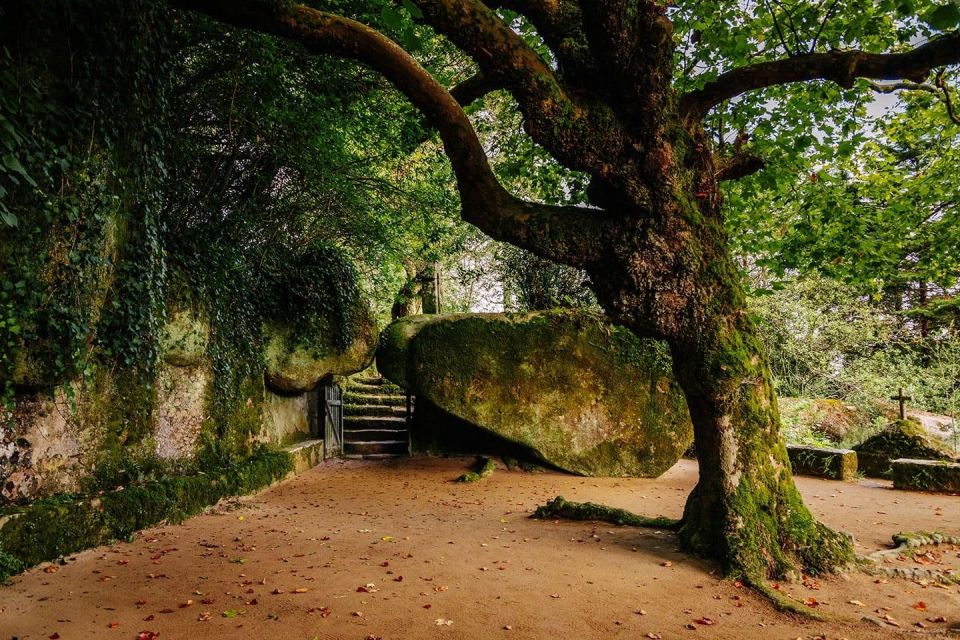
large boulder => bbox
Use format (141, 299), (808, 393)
(853, 419), (959, 478)
(377, 311), (693, 477)
(264, 299), (377, 393)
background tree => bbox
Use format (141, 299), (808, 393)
(171, 0), (960, 586)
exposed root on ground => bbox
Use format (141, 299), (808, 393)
(531, 496), (831, 619)
(530, 496), (679, 529)
(455, 456), (497, 483)
(743, 576), (827, 621)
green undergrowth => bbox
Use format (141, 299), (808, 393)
(0, 447), (292, 582)
(531, 496), (679, 529)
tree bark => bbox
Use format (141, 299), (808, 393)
(670, 296), (854, 578)
(420, 261), (439, 314)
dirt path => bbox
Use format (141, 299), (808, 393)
(1, 458), (958, 640)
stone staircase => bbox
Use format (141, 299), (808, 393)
(342, 376), (410, 459)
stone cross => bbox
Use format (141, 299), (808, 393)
(890, 387), (912, 420)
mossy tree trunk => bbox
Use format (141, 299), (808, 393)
(668, 268), (854, 578)
(173, 0), (960, 581)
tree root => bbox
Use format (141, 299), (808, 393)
(743, 576), (828, 621)
(530, 496), (679, 529)
(455, 456), (496, 483)
(861, 531), (960, 584)
(531, 497), (831, 619)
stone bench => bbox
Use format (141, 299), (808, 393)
(787, 445), (858, 480)
(892, 458), (960, 493)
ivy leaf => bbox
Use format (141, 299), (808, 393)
(401, 0), (423, 19)
(0, 205), (16, 227)
(2, 153), (36, 187)
(924, 3), (960, 29)
(381, 6), (403, 30)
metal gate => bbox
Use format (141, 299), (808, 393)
(323, 384), (343, 458)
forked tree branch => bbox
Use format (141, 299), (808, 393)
(172, 0), (605, 267)
(411, 0), (636, 180)
(680, 32), (960, 120)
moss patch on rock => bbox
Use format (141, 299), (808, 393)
(853, 419), (958, 479)
(455, 456), (497, 483)
(378, 311), (693, 477)
(159, 307), (209, 367)
(264, 299), (377, 394)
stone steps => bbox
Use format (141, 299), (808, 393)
(344, 428), (408, 442)
(343, 403), (404, 417)
(342, 440), (408, 457)
(341, 375), (409, 459)
(343, 393), (406, 406)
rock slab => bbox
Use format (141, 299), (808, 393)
(377, 311), (693, 477)
(892, 458), (960, 493)
(787, 445), (858, 480)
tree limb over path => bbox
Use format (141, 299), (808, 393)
(680, 32), (960, 120)
(171, 0), (604, 268)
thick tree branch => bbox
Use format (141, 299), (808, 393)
(412, 0), (636, 182)
(680, 32), (960, 120)
(448, 71), (499, 106)
(715, 152), (765, 182)
(487, 0), (595, 84)
(578, 0), (675, 121)
(172, 0), (604, 267)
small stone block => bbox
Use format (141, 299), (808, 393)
(284, 439), (325, 475)
(892, 458), (960, 493)
(787, 445), (858, 480)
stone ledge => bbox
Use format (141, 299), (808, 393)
(892, 458), (960, 493)
(787, 445), (858, 480)
(283, 439), (324, 476)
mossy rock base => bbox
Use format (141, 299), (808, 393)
(0, 449), (292, 581)
(892, 459), (960, 493)
(853, 419), (958, 479)
(787, 445), (858, 480)
(377, 311), (693, 477)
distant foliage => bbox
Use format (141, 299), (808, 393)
(752, 275), (960, 417)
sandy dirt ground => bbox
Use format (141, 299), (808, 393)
(1, 457), (958, 640)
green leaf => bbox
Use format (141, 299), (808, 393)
(401, 0), (423, 19)
(1, 153), (36, 187)
(381, 6), (403, 29)
(924, 3), (960, 29)
(0, 209), (16, 227)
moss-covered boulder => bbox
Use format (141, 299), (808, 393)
(264, 299), (377, 393)
(377, 311), (693, 477)
(853, 419), (958, 479)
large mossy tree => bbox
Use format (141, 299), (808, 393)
(173, 0), (960, 582)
